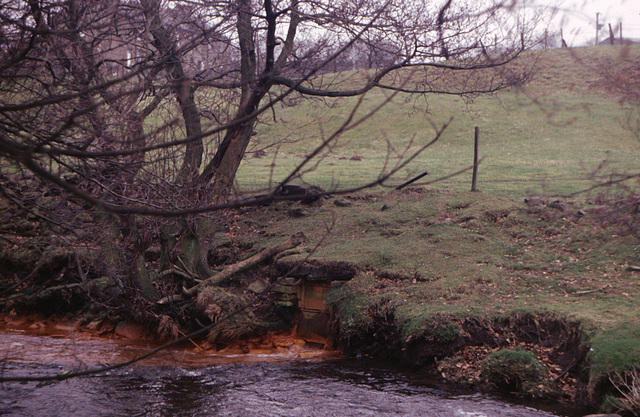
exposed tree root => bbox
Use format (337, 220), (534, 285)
(157, 232), (307, 304)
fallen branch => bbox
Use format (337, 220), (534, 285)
(573, 284), (610, 296)
(158, 232), (307, 304)
(554, 340), (591, 383)
(395, 170), (429, 190)
(159, 268), (199, 282)
(0, 282), (84, 304)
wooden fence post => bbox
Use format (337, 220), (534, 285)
(471, 127), (479, 192)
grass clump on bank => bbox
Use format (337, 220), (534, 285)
(326, 273), (377, 343)
(589, 325), (640, 377)
(397, 311), (460, 344)
(588, 324), (640, 411)
(481, 348), (549, 394)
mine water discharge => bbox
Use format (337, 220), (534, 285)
(0, 316), (592, 417)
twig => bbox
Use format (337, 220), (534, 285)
(554, 344), (590, 382)
(573, 284), (610, 296)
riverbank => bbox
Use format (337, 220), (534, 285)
(2, 189), (639, 414)
(0, 312), (594, 417)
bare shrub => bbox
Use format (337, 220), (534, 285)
(610, 367), (640, 415)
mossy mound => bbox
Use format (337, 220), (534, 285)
(481, 348), (556, 398)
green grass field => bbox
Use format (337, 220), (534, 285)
(235, 46), (640, 197)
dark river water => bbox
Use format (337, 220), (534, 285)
(0, 330), (591, 417)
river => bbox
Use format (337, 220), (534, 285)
(0, 328), (592, 417)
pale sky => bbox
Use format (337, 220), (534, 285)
(542, 0), (640, 46)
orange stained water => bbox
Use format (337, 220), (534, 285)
(0, 315), (339, 368)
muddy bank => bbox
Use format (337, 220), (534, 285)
(328, 305), (590, 401)
(0, 313), (339, 365)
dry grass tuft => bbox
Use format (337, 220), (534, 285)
(196, 286), (248, 322)
(157, 314), (179, 340)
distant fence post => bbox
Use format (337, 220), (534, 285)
(471, 127), (479, 192)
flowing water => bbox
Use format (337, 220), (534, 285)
(0, 328), (591, 417)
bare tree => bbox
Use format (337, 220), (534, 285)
(0, 0), (540, 335)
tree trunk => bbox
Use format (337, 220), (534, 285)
(132, 253), (160, 302)
(199, 0), (265, 203)
(141, 0), (203, 184)
(159, 218), (216, 284)
(207, 122), (257, 203)
(102, 214), (159, 303)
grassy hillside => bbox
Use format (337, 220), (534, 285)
(236, 45), (640, 197)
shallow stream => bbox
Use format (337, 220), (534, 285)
(0, 329), (591, 416)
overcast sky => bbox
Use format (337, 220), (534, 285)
(540, 0), (640, 46)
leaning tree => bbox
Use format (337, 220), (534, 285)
(0, 0), (541, 335)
